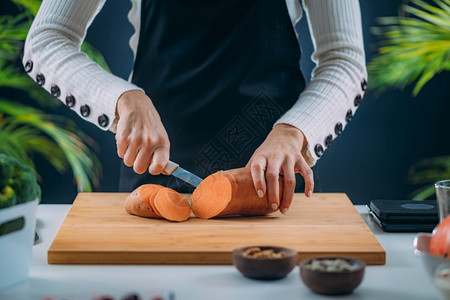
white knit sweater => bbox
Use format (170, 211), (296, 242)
(23, 0), (367, 166)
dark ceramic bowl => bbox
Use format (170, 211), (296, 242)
(299, 257), (365, 295)
(232, 246), (297, 280)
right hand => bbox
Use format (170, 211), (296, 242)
(115, 90), (170, 175)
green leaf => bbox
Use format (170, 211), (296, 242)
(408, 156), (450, 184)
(410, 184), (437, 200)
(0, 66), (58, 108)
(368, 0), (450, 96)
(81, 43), (111, 72)
(407, 155), (450, 200)
(0, 13), (29, 65)
(0, 0), (113, 194)
(404, 1), (450, 28)
(0, 99), (102, 192)
(10, 0), (41, 16)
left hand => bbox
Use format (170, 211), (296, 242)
(246, 123), (314, 214)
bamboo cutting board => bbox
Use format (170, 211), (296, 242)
(48, 193), (385, 265)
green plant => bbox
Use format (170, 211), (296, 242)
(0, 0), (110, 193)
(0, 153), (40, 208)
(368, 0), (450, 96)
(368, 0), (450, 199)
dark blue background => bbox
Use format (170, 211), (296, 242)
(4, 0), (450, 204)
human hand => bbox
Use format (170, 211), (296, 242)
(246, 123), (314, 214)
(115, 90), (170, 175)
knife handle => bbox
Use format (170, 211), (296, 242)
(164, 160), (179, 175)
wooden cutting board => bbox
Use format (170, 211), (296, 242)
(48, 193), (385, 265)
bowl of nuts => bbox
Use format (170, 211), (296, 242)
(299, 257), (365, 295)
(232, 246), (297, 280)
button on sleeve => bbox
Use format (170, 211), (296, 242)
(354, 94), (362, 107)
(36, 73), (45, 86)
(24, 60), (33, 73)
(334, 122), (343, 136)
(345, 109), (353, 123)
(314, 144), (324, 157)
(51, 85), (61, 98)
(65, 95), (76, 107)
(361, 78), (368, 91)
(324, 135), (333, 148)
(98, 114), (109, 128)
(80, 104), (90, 117)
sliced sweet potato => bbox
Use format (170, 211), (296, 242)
(125, 184), (163, 219)
(192, 167), (278, 219)
(154, 188), (191, 222)
(191, 171), (235, 219)
(146, 184), (164, 217)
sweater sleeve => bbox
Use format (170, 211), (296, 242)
(275, 0), (368, 166)
(22, 0), (143, 131)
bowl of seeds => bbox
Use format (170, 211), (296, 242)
(232, 246), (297, 280)
(299, 257), (365, 295)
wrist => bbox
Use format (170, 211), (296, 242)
(116, 89), (146, 116)
(274, 123), (307, 150)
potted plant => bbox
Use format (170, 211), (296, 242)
(368, 0), (450, 199)
(0, 153), (40, 289)
(0, 0), (109, 289)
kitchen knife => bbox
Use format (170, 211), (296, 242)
(164, 161), (203, 187)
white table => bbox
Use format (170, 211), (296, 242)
(0, 205), (442, 300)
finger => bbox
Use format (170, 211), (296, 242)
(265, 156), (283, 210)
(133, 146), (153, 174)
(248, 156), (267, 198)
(296, 156), (314, 197)
(279, 158), (296, 214)
(148, 145), (170, 175)
(123, 142), (140, 168)
(115, 128), (129, 159)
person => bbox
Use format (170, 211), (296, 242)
(23, 0), (367, 214)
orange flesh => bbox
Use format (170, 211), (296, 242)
(154, 188), (191, 222)
(147, 185), (164, 217)
(191, 172), (234, 219)
(124, 185), (162, 218)
(192, 168), (278, 218)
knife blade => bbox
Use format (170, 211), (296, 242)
(164, 161), (203, 187)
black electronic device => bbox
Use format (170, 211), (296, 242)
(367, 199), (439, 232)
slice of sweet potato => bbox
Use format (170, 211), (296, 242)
(125, 184), (163, 219)
(154, 188), (191, 222)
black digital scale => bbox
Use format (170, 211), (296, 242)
(367, 199), (439, 232)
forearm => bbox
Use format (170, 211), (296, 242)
(23, 0), (142, 131)
(275, 0), (367, 166)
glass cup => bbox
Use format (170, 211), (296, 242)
(435, 180), (450, 222)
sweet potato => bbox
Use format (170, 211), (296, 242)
(145, 184), (164, 217)
(154, 187), (191, 222)
(191, 168), (279, 219)
(125, 184), (163, 219)
(125, 184), (191, 222)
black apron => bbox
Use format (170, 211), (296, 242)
(119, 0), (308, 193)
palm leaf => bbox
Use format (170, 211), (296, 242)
(81, 43), (111, 73)
(0, 13), (29, 65)
(408, 156), (450, 184)
(403, 0), (450, 28)
(368, 0), (450, 96)
(0, 99), (101, 191)
(0, 64), (58, 108)
(409, 184), (437, 200)
(10, 0), (41, 17)
(408, 156), (450, 200)
(0, 0), (112, 194)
